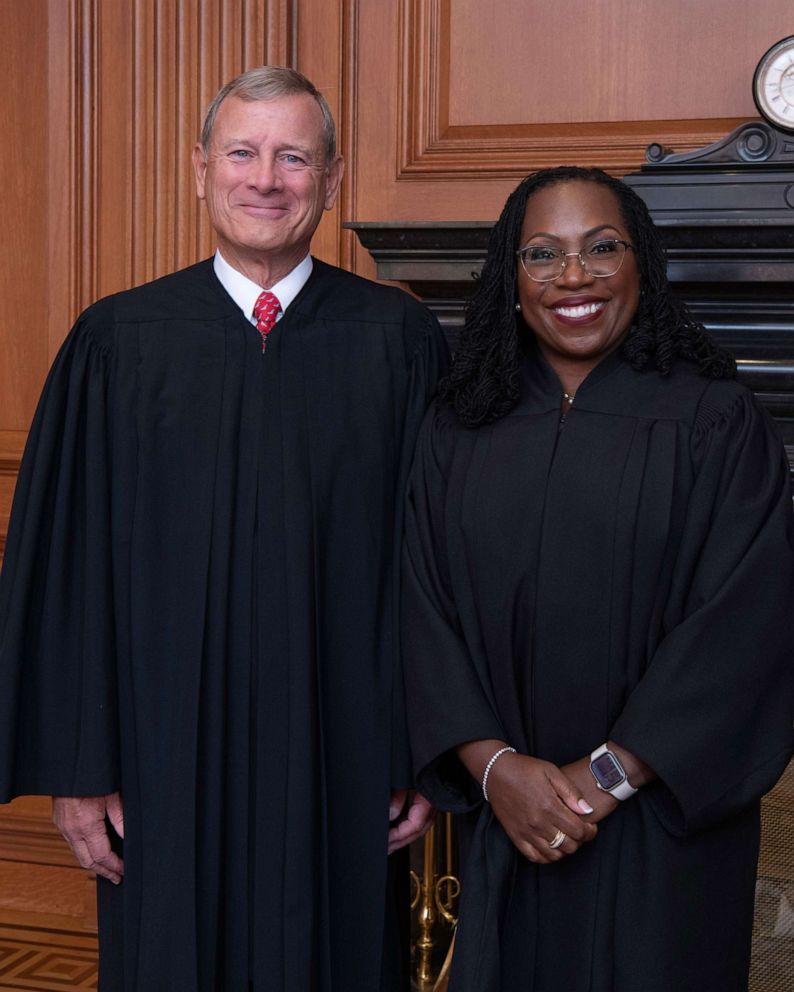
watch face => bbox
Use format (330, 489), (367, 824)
(753, 36), (794, 132)
(591, 752), (626, 791)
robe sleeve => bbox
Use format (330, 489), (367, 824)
(390, 302), (450, 788)
(0, 312), (120, 802)
(401, 405), (506, 811)
(610, 383), (794, 835)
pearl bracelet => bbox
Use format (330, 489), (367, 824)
(482, 746), (516, 802)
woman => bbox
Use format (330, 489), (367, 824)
(402, 167), (794, 992)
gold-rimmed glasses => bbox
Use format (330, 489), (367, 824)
(516, 238), (633, 282)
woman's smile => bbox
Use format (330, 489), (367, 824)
(516, 180), (640, 380)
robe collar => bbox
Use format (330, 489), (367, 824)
(514, 338), (627, 416)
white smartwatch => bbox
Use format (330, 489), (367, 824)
(589, 743), (638, 800)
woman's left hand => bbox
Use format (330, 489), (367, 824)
(562, 741), (656, 823)
(559, 758), (619, 823)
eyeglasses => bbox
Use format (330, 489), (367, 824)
(516, 238), (633, 282)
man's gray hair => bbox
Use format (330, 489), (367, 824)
(200, 66), (337, 162)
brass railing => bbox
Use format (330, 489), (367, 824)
(410, 813), (459, 990)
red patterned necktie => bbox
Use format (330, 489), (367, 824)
(253, 290), (281, 352)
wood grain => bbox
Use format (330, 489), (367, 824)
(0, 432), (26, 564)
(0, 798), (82, 871)
(395, 0), (794, 181)
(0, 915), (97, 990)
(0, 0), (51, 432)
(446, 0), (793, 126)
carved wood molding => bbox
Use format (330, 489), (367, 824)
(44, 0), (83, 343)
(0, 431), (26, 562)
(0, 813), (79, 870)
(0, 432), (25, 478)
(339, 0), (360, 271)
(397, 0), (752, 179)
(644, 121), (794, 168)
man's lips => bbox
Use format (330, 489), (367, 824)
(236, 202), (289, 216)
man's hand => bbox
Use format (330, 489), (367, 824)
(52, 793), (125, 884)
(387, 789), (435, 854)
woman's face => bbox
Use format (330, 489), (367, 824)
(515, 180), (640, 378)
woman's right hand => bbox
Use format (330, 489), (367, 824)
(457, 740), (598, 864)
(488, 751), (598, 862)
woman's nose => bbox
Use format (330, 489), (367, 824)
(556, 252), (594, 287)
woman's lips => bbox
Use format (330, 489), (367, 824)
(549, 298), (606, 325)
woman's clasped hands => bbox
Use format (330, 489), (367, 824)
(485, 751), (599, 863)
(457, 739), (620, 865)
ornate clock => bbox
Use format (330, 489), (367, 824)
(752, 35), (794, 133)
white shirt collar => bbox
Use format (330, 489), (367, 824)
(213, 250), (313, 326)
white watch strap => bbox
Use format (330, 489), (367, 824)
(609, 776), (639, 801)
(590, 743), (638, 800)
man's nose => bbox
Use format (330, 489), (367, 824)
(247, 157), (282, 191)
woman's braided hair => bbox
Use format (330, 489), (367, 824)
(440, 166), (735, 426)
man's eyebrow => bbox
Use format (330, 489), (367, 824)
(218, 137), (316, 155)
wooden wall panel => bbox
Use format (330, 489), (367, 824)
(0, 433), (26, 565)
(348, 0), (794, 225)
(445, 0), (791, 126)
(295, 0), (346, 265)
(0, 0), (51, 433)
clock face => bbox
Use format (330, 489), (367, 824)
(753, 36), (794, 132)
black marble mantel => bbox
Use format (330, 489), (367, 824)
(346, 121), (794, 468)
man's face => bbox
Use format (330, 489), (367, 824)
(192, 93), (343, 274)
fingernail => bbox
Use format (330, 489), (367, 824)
(578, 799), (594, 814)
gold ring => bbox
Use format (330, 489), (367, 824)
(548, 829), (567, 850)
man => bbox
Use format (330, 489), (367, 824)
(0, 67), (443, 991)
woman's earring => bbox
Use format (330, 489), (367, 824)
(515, 303), (521, 312)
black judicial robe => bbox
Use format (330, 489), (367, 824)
(0, 258), (447, 991)
(403, 351), (794, 992)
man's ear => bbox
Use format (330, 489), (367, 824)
(323, 156), (345, 212)
(192, 144), (208, 200)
